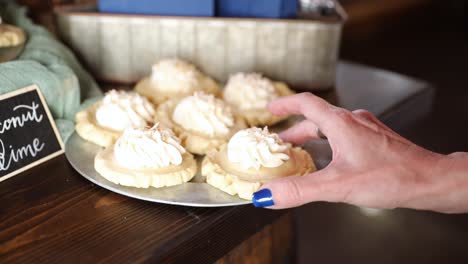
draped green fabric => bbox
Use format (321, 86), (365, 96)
(0, 1), (102, 142)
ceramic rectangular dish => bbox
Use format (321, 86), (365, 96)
(55, 3), (345, 90)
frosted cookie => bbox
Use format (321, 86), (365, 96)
(75, 90), (157, 147)
(157, 91), (246, 155)
(135, 59), (220, 104)
(94, 125), (197, 188)
(223, 73), (295, 126)
(202, 127), (315, 200)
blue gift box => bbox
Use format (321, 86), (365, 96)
(216, 0), (298, 19)
(98, 0), (215, 17)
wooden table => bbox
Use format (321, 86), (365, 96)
(0, 62), (433, 263)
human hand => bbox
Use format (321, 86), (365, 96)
(252, 93), (446, 210)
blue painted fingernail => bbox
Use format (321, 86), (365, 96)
(252, 189), (275, 207)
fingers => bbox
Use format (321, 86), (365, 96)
(279, 120), (321, 145)
(268, 93), (341, 133)
(253, 169), (343, 209)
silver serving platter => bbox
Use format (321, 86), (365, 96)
(65, 116), (330, 207)
(65, 133), (253, 207)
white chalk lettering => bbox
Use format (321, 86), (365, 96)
(0, 138), (45, 171)
(0, 101), (43, 134)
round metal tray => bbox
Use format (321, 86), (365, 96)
(65, 132), (252, 207)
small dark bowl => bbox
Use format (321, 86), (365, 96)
(0, 24), (26, 63)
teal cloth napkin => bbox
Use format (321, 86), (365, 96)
(0, 1), (103, 142)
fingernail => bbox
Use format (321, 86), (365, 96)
(252, 189), (275, 207)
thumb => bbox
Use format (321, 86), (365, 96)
(252, 170), (342, 209)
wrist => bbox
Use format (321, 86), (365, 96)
(402, 150), (468, 213)
(397, 146), (446, 210)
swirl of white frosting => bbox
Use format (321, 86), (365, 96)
(227, 127), (290, 170)
(172, 92), (234, 137)
(150, 59), (202, 93)
(113, 124), (186, 169)
(95, 90), (156, 131)
(223, 73), (279, 110)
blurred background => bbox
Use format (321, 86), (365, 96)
(20, 0), (468, 153)
(15, 0), (468, 263)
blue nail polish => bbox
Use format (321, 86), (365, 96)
(252, 189), (275, 207)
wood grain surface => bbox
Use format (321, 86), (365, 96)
(0, 155), (285, 263)
(215, 214), (294, 264)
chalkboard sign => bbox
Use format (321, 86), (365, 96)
(0, 85), (64, 183)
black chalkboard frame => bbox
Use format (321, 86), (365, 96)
(0, 85), (64, 183)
